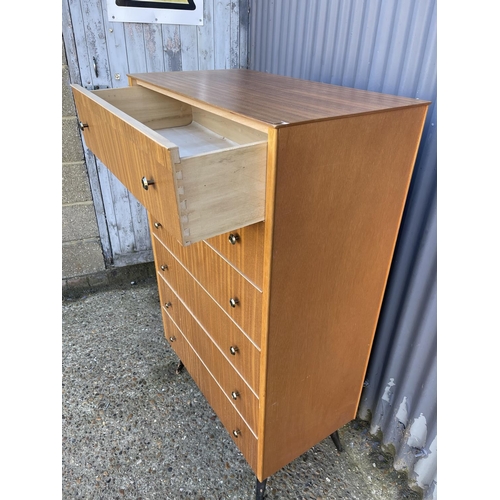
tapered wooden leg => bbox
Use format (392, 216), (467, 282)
(256, 477), (267, 500)
(330, 430), (343, 452)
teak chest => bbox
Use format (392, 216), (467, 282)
(72, 70), (429, 498)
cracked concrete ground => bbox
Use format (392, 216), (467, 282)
(62, 277), (422, 499)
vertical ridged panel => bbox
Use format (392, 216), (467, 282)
(250, 1), (437, 498)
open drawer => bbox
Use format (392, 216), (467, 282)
(71, 84), (268, 245)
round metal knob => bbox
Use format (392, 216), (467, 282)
(169, 336), (176, 342)
(164, 302), (172, 309)
(229, 345), (239, 355)
(78, 121), (88, 131)
(154, 222), (162, 229)
(160, 265), (168, 271)
(141, 176), (155, 190)
(232, 429), (241, 438)
(228, 233), (240, 245)
(231, 391), (240, 400)
(229, 297), (239, 308)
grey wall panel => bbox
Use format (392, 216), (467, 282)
(249, 1), (437, 498)
(62, 0), (250, 269)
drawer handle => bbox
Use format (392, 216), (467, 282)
(78, 121), (88, 131)
(229, 345), (239, 355)
(169, 336), (176, 342)
(164, 302), (172, 309)
(141, 176), (155, 190)
(231, 391), (240, 400)
(229, 297), (239, 308)
(228, 233), (240, 245)
(154, 222), (162, 229)
(232, 429), (241, 438)
(160, 265), (168, 271)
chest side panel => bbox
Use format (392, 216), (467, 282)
(260, 105), (428, 478)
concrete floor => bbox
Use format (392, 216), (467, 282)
(62, 276), (422, 500)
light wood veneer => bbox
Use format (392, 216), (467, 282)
(72, 70), (429, 486)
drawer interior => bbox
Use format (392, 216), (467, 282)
(156, 122), (238, 157)
(92, 86), (267, 152)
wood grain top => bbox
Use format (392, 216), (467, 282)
(128, 70), (429, 127)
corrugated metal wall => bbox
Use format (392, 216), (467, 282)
(249, 1), (437, 498)
(62, 0), (250, 268)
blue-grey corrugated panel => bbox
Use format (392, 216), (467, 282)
(249, 1), (437, 498)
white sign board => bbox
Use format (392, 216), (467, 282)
(107, 0), (203, 25)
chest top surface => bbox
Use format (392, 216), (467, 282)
(128, 69), (429, 127)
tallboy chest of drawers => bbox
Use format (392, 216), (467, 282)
(72, 70), (429, 498)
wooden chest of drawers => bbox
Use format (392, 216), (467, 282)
(72, 70), (429, 497)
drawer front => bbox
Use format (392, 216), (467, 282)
(151, 221), (262, 346)
(205, 222), (265, 290)
(72, 84), (184, 241)
(161, 308), (258, 472)
(72, 84), (267, 246)
(158, 275), (259, 433)
(153, 234), (260, 392)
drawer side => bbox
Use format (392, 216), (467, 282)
(177, 141), (267, 244)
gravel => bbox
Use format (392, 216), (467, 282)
(62, 278), (422, 499)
